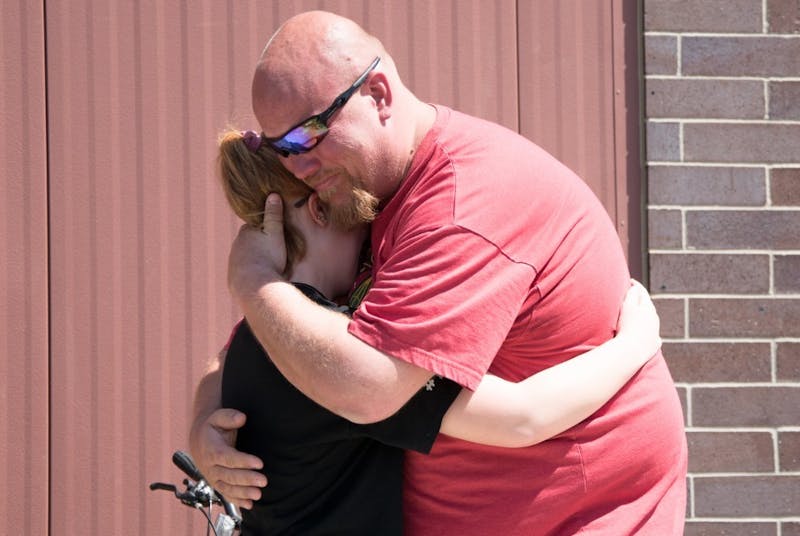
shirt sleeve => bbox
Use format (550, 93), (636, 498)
(350, 375), (462, 453)
(349, 224), (535, 390)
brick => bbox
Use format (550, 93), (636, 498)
(695, 475), (800, 517)
(646, 79), (764, 119)
(654, 297), (685, 337)
(779, 431), (800, 471)
(649, 166), (766, 206)
(778, 342), (800, 380)
(686, 210), (800, 249)
(690, 298), (800, 337)
(663, 342), (771, 382)
(648, 208), (682, 249)
(651, 253), (769, 294)
(772, 168), (800, 206)
(785, 523), (800, 536)
(770, 81), (800, 119)
(677, 385), (689, 423)
(683, 36), (800, 77)
(684, 123), (800, 164)
(645, 35), (678, 75)
(684, 521), (777, 536)
(768, 0), (800, 34)
(645, 0), (763, 32)
(693, 386), (800, 426)
(775, 255), (800, 293)
(688, 431), (774, 472)
(647, 121), (680, 161)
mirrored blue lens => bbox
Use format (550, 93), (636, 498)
(271, 120), (327, 154)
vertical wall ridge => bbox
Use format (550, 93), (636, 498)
(1, 0), (49, 534)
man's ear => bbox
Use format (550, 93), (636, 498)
(306, 193), (329, 227)
(366, 72), (391, 121)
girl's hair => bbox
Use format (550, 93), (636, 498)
(217, 128), (313, 277)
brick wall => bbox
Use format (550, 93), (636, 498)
(644, 0), (800, 533)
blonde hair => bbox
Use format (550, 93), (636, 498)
(217, 128), (313, 277)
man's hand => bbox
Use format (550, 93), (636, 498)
(189, 408), (267, 509)
(228, 194), (287, 300)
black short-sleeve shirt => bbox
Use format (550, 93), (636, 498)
(221, 283), (461, 535)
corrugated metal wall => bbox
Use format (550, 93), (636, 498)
(1, 2), (49, 534)
(2, 1), (640, 533)
(45, 2), (259, 532)
(520, 0), (642, 273)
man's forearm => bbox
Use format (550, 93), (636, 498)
(237, 281), (432, 423)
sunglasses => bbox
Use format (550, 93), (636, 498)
(263, 57), (381, 157)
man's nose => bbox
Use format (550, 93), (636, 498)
(280, 152), (320, 183)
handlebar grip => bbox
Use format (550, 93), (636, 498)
(172, 450), (205, 482)
(149, 482), (177, 492)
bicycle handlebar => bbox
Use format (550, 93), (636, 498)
(173, 450), (205, 482)
(150, 450), (242, 535)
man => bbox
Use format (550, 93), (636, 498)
(194, 10), (687, 535)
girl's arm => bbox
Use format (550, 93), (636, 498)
(439, 280), (661, 447)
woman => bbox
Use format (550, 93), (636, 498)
(216, 128), (661, 535)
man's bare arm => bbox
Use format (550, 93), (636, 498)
(236, 278), (432, 423)
(228, 195), (432, 424)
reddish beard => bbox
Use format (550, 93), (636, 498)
(322, 186), (380, 231)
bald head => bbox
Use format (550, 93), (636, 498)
(250, 11), (436, 207)
(263, 11), (384, 70)
(252, 11), (389, 135)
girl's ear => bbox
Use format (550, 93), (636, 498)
(306, 193), (329, 227)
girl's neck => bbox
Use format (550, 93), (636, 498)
(291, 261), (337, 300)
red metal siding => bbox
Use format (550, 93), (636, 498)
(612, 0), (645, 278)
(0, 1), (640, 533)
(518, 0), (643, 275)
(0, 1), (49, 534)
(45, 1), (261, 532)
(520, 1), (617, 193)
(365, 0), (520, 131)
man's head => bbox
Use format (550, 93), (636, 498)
(251, 11), (430, 230)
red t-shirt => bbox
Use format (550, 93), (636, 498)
(349, 106), (687, 535)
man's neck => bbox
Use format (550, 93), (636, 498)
(414, 102), (437, 150)
(389, 101), (437, 201)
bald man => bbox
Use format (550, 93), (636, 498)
(194, 11), (687, 535)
